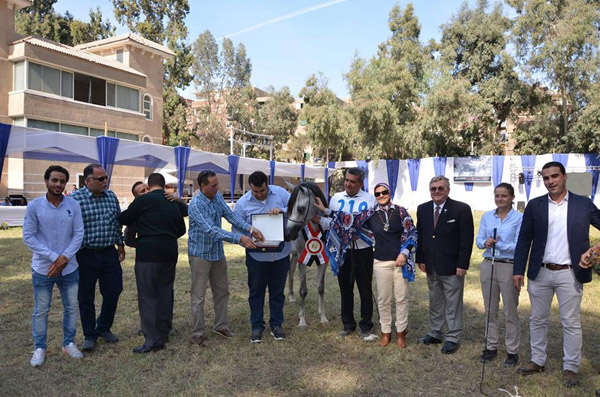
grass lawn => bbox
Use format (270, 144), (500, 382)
(1, 212), (600, 396)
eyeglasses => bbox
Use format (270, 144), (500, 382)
(430, 186), (446, 192)
(374, 190), (390, 197)
(89, 176), (108, 182)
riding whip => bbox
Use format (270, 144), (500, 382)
(480, 228), (497, 396)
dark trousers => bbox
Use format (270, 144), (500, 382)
(135, 260), (176, 347)
(76, 247), (123, 340)
(246, 255), (289, 331)
(338, 247), (374, 333)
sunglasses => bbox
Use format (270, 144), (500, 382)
(430, 186), (446, 192)
(89, 176), (108, 182)
(374, 190), (390, 197)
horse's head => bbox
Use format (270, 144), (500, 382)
(285, 182), (327, 241)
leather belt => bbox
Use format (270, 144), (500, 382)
(485, 258), (514, 264)
(541, 263), (571, 271)
(80, 245), (114, 253)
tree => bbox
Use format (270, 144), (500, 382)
(299, 74), (355, 161)
(190, 30), (254, 153)
(254, 86), (298, 156)
(346, 3), (427, 159)
(112, 0), (194, 145)
(507, 0), (600, 141)
(16, 2), (114, 46)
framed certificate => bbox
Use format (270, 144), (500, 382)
(251, 213), (284, 248)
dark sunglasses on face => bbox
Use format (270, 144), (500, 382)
(430, 186), (445, 192)
(89, 176), (108, 182)
(374, 190), (390, 197)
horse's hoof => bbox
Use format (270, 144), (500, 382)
(297, 324), (308, 331)
(320, 321), (329, 328)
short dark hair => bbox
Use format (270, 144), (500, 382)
(131, 181), (144, 196)
(147, 173), (165, 189)
(198, 170), (216, 187)
(83, 163), (103, 179)
(495, 182), (515, 197)
(44, 165), (69, 182)
(345, 167), (364, 181)
(541, 161), (566, 175)
(248, 171), (268, 187)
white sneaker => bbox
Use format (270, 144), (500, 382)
(30, 348), (46, 367)
(62, 342), (83, 359)
(361, 333), (379, 342)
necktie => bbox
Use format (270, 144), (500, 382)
(434, 206), (440, 228)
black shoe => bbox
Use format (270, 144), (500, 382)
(250, 329), (263, 343)
(441, 341), (459, 354)
(480, 349), (498, 363)
(421, 334), (443, 345)
(337, 328), (355, 337)
(132, 344), (165, 354)
(98, 331), (119, 343)
(81, 338), (97, 352)
(504, 353), (519, 368)
(270, 326), (286, 341)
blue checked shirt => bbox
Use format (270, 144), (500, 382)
(188, 191), (252, 261)
(23, 194), (84, 276)
(70, 186), (123, 248)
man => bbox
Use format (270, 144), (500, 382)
(416, 176), (474, 354)
(188, 170), (264, 345)
(233, 171), (291, 343)
(124, 181), (148, 248)
(324, 167), (378, 341)
(513, 161), (600, 387)
(120, 173), (186, 353)
(70, 163), (126, 352)
(23, 165), (85, 366)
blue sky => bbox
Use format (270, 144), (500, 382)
(53, 0), (480, 99)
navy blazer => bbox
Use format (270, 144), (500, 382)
(513, 191), (600, 284)
(416, 197), (474, 276)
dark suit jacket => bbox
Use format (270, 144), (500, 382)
(513, 191), (600, 284)
(416, 197), (474, 276)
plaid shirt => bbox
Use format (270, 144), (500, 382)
(188, 191), (251, 261)
(70, 186), (123, 248)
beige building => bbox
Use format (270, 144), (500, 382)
(0, 0), (174, 199)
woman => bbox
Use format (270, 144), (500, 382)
(367, 182), (417, 348)
(476, 182), (522, 368)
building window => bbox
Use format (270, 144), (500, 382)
(116, 49), (124, 63)
(26, 118), (139, 141)
(27, 62), (72, 98)
(116, 85), (140, 112)
(28, 119), (59, 131)
(143, 94), (152, 120)
(13, 61), (24, 91)
(116, 131), (139, 141)
(60, 123), (88, 136)
(74, 73), (106, 106)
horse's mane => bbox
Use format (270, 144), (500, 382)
(287, 181), (328, 216)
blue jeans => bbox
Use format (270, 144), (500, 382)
(246, 255), (289, 331)
(32, 269), (79, 349)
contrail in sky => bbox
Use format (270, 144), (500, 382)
(220, 0), (347, 39)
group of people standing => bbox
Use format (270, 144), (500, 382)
(22, 161), (600, 389)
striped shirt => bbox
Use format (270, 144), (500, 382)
(70, 186), (123, 248)
(188, 191), (252, 261)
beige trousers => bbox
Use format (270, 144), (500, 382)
(189, 256), (229, 337)
(373, 259), (410, 333)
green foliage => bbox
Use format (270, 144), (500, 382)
(16, 2), (114, 46)
(112, 0), (194, 145)
(254, 86), (298, 155)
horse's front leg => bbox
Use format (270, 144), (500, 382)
(317, 263), (329, 327)
(288, 251), (298, 303)
(298, 263), (308, 329)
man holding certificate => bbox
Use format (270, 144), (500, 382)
(233, 171), (291, 343)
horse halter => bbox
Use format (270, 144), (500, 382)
(287, 184), (315, 226)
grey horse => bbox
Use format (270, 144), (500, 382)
(284, 181), (329, 329)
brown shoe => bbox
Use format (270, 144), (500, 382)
(380, 333), (391, 347)
(563, 370), (578, 387)
(518, 361), (545, 375)
(213, 328), (235, 338)
(396, 330), (407, 349)
(190, 335), (206, 346)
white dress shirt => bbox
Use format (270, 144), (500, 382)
(542, 192), (571, 265)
